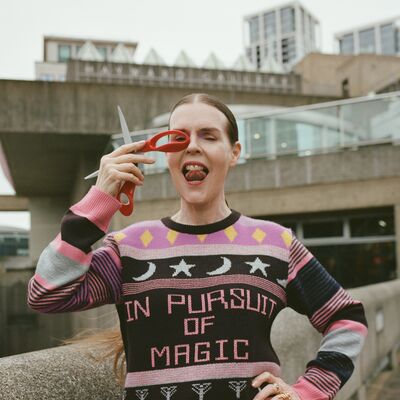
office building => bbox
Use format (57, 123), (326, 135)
(335, 16), (400, 56)
(0, 226), (28, 257)
(243, 1), (320, 71)
(35, 36), (138, 81)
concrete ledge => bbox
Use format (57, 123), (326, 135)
(0, 195), (28, 211)
(1, 280), (400, 400)
(0, 344), (123, 400)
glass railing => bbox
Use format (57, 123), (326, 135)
(241, 91), (400, 159)
(112, 91), (400, 173)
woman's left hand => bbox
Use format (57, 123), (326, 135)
(251, 371), (300, 400)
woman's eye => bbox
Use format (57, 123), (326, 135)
(205, 136), (216, 141)
(171, 135), (186, 142)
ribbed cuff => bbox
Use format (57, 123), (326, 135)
(292, 377), (330, 400)
(70, 186), (121, 232)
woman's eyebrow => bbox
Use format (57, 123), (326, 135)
(171, 127), (221, 135)
(198, 127), (221, 134)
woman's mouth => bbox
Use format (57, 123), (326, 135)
(181, 162), (209, 182)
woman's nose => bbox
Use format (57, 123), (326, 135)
(186, 135), (201, 153)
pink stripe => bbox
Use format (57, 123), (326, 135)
(125, 361), (280, 388)
(119, 243), (289, 262)
(311, 289), (353, 330)
(32, 273), (57, 291)
(122, 274), (286, 304)
(292, 377), (329, 400)
(288, 252), (313, 282)
(102, 246), (122, 269)
(325, 319), (368, 337)
(53, 235), (92, 266)
(304, 367), (340, 398)
(70, 186), (121, 232)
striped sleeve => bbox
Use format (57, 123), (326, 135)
(286, 232), (368, 400)
(27, 186), (123, 313)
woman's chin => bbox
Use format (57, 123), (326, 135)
(180, 188), (211, 206)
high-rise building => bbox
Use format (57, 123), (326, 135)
(335, 16), (400, 56)
(35, 36), (138, 81)
(243, 1), (320, 71)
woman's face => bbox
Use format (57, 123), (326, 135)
(166, 102), (241, 207)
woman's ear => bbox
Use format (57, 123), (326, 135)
(230, 141), (242, 167)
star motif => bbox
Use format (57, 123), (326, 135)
(277, 278), (288, 288)
(245, 257), (270, 277)
(170, 259), (196, 277)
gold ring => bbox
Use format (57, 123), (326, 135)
(277, 393), (292, 400)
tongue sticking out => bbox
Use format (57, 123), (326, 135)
(185, 170), (207, 182)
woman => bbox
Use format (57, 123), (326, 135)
(28, 93), (368, 400)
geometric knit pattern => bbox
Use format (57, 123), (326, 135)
(28, 186), (368, 400)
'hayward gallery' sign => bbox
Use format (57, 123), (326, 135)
(67, 60), (301, 93)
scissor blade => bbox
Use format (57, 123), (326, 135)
(118, 105), (132, 144)
(84, 170), (99, 180)
(83, 107), (132, 180)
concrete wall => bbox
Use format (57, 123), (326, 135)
(0, 267), (73, 357)
(0, 80), (335, 135)
(294, 53), (352, 97)
(294, 53), (400, 97)
(1, 280), (399, 400)
(337, 55), (400, 97)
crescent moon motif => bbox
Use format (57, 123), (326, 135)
(132, 262), (156, 281)
(207, 257), (232, 276)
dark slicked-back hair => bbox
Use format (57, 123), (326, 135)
(169, 93), (238, 145)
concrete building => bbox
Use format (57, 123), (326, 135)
(35, 36), (138, 81)
(243, 1), (320, 71)
(294, 52), (400, 97)
(335, 16), (400, 56)
(0, 225), (28, 257)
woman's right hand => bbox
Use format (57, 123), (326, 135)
(95, 140), (156, 197)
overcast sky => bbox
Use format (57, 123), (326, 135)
(0, 0), (399, 229)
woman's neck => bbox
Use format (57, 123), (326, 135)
(171, 200), (231, 226)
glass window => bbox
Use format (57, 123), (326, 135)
(58, 44), (71, 62)
(97, 46), (107, 61)
(303, 220), (343, 238)
(263, 11), (276, 40)
(280, 6), (295, 34)
(349, 215), (395, 237)
(20, 238), (29, 248)
(249, 16), (260, 43)
(309, 15), (314, 42)
(275, 119), (298, 153)
(247, 118), (268, 156)
(280, 221), (297, 233)
(39, 74), (54, 81)
(310, 242), (396, 288)
(263, 41), (278, 60)
(359, 28), (375, 53)
(246, 47), (253, 63)
(281, 37), (296, 64)
(380, 24), (395, 55)
(339, 34), (354, 54)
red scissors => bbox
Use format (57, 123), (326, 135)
(84, 106), (190, 216)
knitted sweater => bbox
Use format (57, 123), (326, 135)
(28, 186), (368, 400)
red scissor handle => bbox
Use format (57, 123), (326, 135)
(118, 129), (189, 216)
(141, 129), (190, 152)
